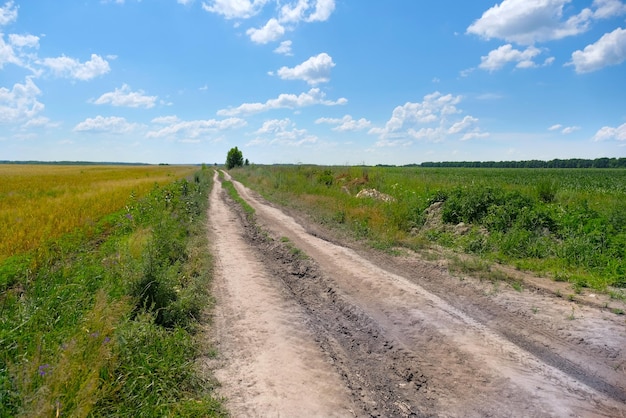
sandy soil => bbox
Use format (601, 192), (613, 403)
(204, 171), (626, 417)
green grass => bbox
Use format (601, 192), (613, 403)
(222, 178), (255, 218)
(0, 166), (225, 417)
(279, 237), (309, 260)
(229, 165), (626, 292)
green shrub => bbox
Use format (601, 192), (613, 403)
(537, 180), (559, 203)
(317, 169), (334, 186)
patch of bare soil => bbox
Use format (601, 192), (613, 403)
(205, 171), (626, 417)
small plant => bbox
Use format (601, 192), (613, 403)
(537, 180), (558, 203)
(511, 281), (523, 292)
(612, 308), (624, 315)
(487, 281), (500, 296)
(279, 238), (308, 260)
(532, 307), (539, 314)
(317, 169), (334, 186)
(567, 307), (576, 320)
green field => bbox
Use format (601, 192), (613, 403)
(230, 165), (626, 292)
(0, 165), (224, 417)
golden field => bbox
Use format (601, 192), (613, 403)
(0, 164), (198, 261)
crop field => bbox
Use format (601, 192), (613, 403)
(231, 165), (626, 292)
(0, 165), (224, 417)
(0, 164), (197, 262)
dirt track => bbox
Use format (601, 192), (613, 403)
(205, 171), (626, 417)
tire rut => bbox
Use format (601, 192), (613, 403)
(365, 252), (626, 404)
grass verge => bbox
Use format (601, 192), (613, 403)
(0, 167), (225, 417)
(222, 178), (255, 219)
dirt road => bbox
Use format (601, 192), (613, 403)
(206, 172), (626, 417)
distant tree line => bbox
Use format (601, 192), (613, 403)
(413, 157), (626, 169)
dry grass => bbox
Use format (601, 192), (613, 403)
(0, 164), (197, 261)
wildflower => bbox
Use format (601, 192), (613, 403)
(90, 331), (100, 338)
(103, 337), (111, 345)
(38, 364), (50, 376)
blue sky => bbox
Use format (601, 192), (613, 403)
(1, 0), (625, 165)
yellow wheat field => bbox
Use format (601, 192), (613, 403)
(0, 164), (198, 262)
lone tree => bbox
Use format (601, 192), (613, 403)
(226, 146), (244, 169)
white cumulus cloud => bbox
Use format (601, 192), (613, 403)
(279, 0), (309, 23)
(8, 33), (39, 49)
(562, 126), (581, 134)
(73, 116), (139, 134)
(22, 116), (58, 129)
(0, 34), (21, 68)
(315, 115), (371, 131)
(448, 116), (479, 134)
(274, 40), (293, 55)
(460, 131), (490, 141)
(276, 52), (334, 84)
(549, 124), (582, 134)
(479, 44), (545, 71)
(593, 122), (626, 141)
(93, 84), (157, 108)
(146, 117), (247, 139)
(592, 0), (626, 19)
(467, 0), (625, 46)
(246, 18), (285, 44)
(0, 77), (44, 123)
(306, 0), (335, 22)
(217, 87), (347, 116)
(203, 1), (336, 44)
(202, 0), (269, 19)
(467, 0), (587, 44)
(279, 0), (335, 23)
(151, 115), (181, 124)
(0, 0), (18, 26)
(569, 27), (626, 73)
(370, 92), (462, 137)
(250, 117), (317, 146)
(43, 53), (110, 81)
(369, 92), (488, 144)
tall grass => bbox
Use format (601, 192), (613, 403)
(0, 164), (197, 262)
(230, 165), (626, 290)
(222, 179), (255, 218)
(0, 166), (225, 417)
